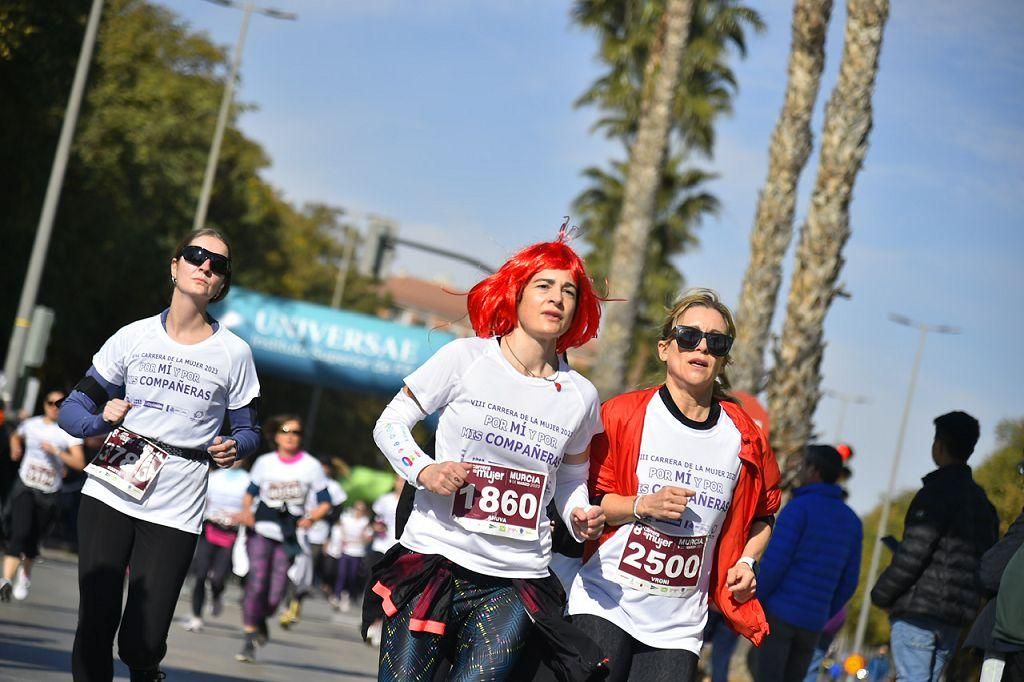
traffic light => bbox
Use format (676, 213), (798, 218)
(359, 217), (396, 280)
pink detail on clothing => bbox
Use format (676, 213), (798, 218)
(276, 450), (306, 465)
(204, 523), (237, 548)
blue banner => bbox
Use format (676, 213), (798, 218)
(210, 287), (456, 394)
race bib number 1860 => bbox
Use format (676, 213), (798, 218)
(451, 463), (547, 542)
(614, 524), (707, 598)
(84, 427), (170, 500)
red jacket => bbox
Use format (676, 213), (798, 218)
(584, 387), (782, 646)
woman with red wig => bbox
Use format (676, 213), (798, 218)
(365, 228), (607, 681)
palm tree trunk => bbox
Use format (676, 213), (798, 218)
(767, 0), (890, 487)
(731, 0), (834, 395)
(591, 0), (693, 399)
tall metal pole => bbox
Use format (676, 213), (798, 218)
(192, 0), (296, 231)
(1, 0), (105, 412)
(192, 2), (253, 231)
(850, 315), (959, 660)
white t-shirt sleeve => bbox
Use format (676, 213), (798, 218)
(564, 381), (603, 455)
(92, 324), (134, 385)
(226, 340), (261, 410)
(403, 339), (472, 415)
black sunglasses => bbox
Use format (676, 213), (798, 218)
(180, 245), (231, 276)
(667, 325), (734, 357)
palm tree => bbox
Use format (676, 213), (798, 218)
(574, 155), (719, 385)
(767, 0), (890, 486)
(588, 0), (694, 399)
(730, 0), (834, 395)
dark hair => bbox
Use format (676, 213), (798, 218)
(263, 413), (302, 449)
(172, 228), (233, 303)
(933, 411), (980, 462)
(804, 445), (843, 484)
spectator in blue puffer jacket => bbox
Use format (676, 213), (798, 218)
(754, 445), (863, 682)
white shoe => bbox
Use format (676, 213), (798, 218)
(183, 616), (204, 632)
(367, 621), (382, 647)
(339, 594), (352, 613)
(12, 569), (29, 601)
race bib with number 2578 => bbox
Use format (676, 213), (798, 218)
(84, 427), (170, 501)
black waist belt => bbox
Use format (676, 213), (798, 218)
(153, 439), (209, 463)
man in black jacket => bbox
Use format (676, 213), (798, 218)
(870, 411), (1000, 682)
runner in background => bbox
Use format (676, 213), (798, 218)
(279, 457), (346, 628)
(57, 228), (261, 682)
(363, 477), (403, 646)
(365, 229), (607, 681)
(235, 415), (331, 663)
(327, 499), (371, 612)
(182, 458), (251, 632)
(568, 288), (781, 682)
(1, 390), (85, 601)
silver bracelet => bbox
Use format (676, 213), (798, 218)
(632, 494), (646, 522)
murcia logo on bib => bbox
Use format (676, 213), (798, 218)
(450, 463), (547, 541)
(614, 523), (707, 598)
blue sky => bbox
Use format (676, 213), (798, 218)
(164, 0), (1024, 514)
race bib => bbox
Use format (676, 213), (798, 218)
(23, 463), (58, 491)
(451, 463), (547, 541)
(84, 427), (170, 500)
(615, 523), (707, 597)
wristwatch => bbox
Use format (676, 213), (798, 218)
(736, 556), (759, 576)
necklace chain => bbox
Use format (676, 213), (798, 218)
(502, 338), (562, 391)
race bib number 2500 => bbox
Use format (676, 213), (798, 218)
(450, 463), (547, 542)
(615, 524), (707, 598)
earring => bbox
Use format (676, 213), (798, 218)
(171, 275), (177, 285)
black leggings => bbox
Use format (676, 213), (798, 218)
(572, 613), (699, 682)
(189, 533), (234, 618)
(72, 496), (198, 681)
(5, 481), (57, 559)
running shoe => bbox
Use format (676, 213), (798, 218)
(182, 616), (204, 632)
(255, 618), (269, 646)
(235, 638), (256, 663)
(367, 621), (382, 647)
(338, 594), (352, 613)
(211, 593), (224, 617)
(12, 568), (29, 601)
(0, 579), (10, 602)
(279, 599), (299, 629)
(128, 668), (166, 681)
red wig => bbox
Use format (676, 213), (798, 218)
(466, 230), (601, 353)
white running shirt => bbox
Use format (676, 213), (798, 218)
(250, 451), (329, 542)
(16, 416), (83, 493)
(82, 314), (260, 533)
(205, 467), (251, 524)
(568, 396), (741, 652)
(399, 336), (602, 578)
(371, 491), (400, 554)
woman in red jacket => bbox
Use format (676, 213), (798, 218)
(567, 288), (781, 682)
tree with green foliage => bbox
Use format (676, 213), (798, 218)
(0, 0), (386, 464)
(571, 0), (763, 394)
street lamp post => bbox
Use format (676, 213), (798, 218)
(824, 389), (870, 442)
(1, 0), (105, 413)
(192, 0), (296, 232)
(850, 314), (960, 662)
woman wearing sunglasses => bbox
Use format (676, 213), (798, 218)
(567, 288), (781, 682)
(365, 229), (607, 681)
(58, 228), (261, 682)
(234, 415), (331, 663)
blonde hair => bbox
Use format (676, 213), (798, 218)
(659, 288), (737, 404)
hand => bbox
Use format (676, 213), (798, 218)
(418, 462), (474, 496)
(298, 516), (314, 529)
(571, 505), (605, 541)
(238, 510), (255, 528)
(41, 441), (59, 456)
(637, 485), (696, 522)
(207, 437), (238, 468)
(727, 562), (757, 603)
(102, 399), (132, 426)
